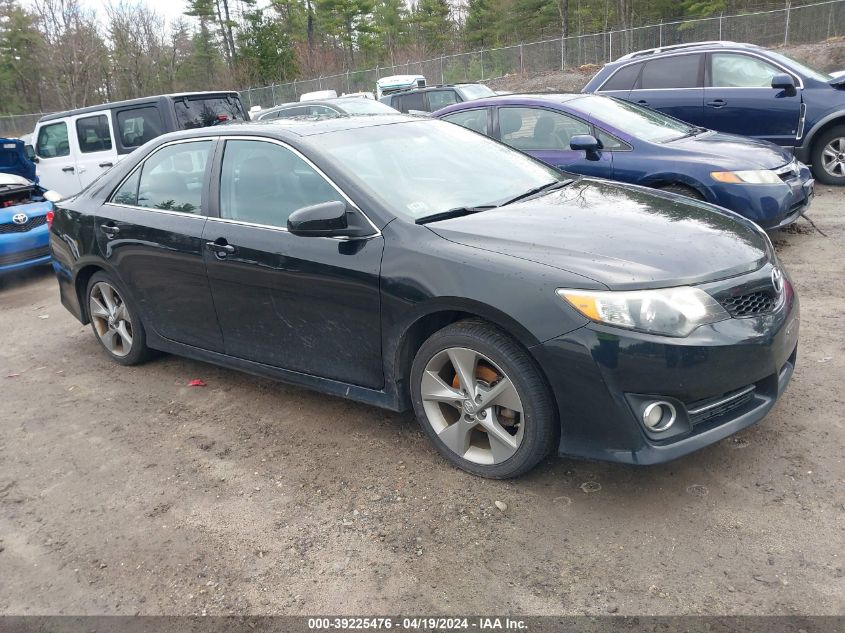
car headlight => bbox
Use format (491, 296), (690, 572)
(557, 286), (729, 337)
(711, 170), (781, 184)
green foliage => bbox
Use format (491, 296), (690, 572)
(237, 9), (298, 83)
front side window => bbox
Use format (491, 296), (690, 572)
(458, 84), (496, 100)
(427, 90), (459, 111)
(499, 107), (591, 151)
(442, 109), (489, 135)
(112, 141), (211, 213)
(219, 140), (342, 228)
(36, 121), (69, 158)
(117, 107), (164, 148)
(76, 115), (113, 153)
(639, 54), (702, 89)
(711, 53), (782, 88)
(174, 97), (246, 129)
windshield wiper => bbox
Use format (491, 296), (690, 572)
(499, 179), (573, 207)
(415, 205), (497, 225)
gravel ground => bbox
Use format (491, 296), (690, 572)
(0, 187), (843, 616)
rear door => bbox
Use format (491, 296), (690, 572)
(202, 137), (384, 388)
(627, 53), (705, 125)
(703, 52), (802, 146)
(34, 119), (81, 195)
(96, 138), (224, 351)
(72, 110), (118, 188)
(495, 106), (612, 178)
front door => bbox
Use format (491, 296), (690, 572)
(703, 52), (802, 147)
(496, 106), (612, 178)
(34, 119), (81, 195)
(202, 138), (384, 389)
(96, 138), (224, 351)
(72, 110), (119, 188)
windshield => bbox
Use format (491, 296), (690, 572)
(319, 120), (561, 220)
(338, 99), (398, 114)
(764, 51), (832, 82)
(571, 95), (697, 143)
(459, 84), (496, 100)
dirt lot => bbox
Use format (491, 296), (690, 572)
(1, 188), (844, 617)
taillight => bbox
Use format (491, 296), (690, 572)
(46, 210), (54, 229)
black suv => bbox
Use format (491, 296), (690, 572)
(379, 84), (496, 113)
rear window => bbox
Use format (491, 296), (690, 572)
(174, 97), (246, 129)
(639, 54), (702, 89)
(397, 92), (426, 113)
(117, 106), (164, 149)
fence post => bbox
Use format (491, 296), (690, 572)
(719, 12), (723, 40)
(609, 31), (613, 61)
(783, 1), (791, 46)
(293, 79), (297, 99)
(659, 20), (663, 48)
(346, 69), (350, 94)
(271, 84), (276, 106)
(480, 49), (484, 80)
(519, 43), (524, 74)
(440, 55), (444, 84)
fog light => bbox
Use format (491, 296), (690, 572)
(642, 401), (676, 431)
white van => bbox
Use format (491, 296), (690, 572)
(32, 91), (247, 196)
(376, 75), (426, 99)
(299, 90), (338, 102)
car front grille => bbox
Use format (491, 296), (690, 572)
(0, 245), (50, 266)
(719, 290), (776, 317)
(0, 215), (47, 234)
(688, 385), (756, 426)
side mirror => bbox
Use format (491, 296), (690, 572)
(288, 201), (348, 236)
(570, 134), (601, 160)
(772, 73), (797, 96)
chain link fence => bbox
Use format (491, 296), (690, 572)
(241, 0), (845, 109)
(0, 113), (44, 138)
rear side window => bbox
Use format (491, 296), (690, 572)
(174, 97), (245, 129)
(442, 109), (489, 135)
(219, 139), (342, 228)
(117, 107), (164, 149)
(111, 140), (212, 213)
(639, 54), (702, 89)
(711, 53), (782, 87)
(600, 63), (641, 91)
(75, 115), (112, 153)
(427, 90), (459, 111)
(36, 121), (70, 158)
(397, 92), (425, 113)
(271, 106), (309, 118)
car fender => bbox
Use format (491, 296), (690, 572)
(797, 108), (845, 154)
(636, 172), (711, 201)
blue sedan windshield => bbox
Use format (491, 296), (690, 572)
(570, 96), (697, 143)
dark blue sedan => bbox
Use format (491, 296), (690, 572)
(433, 94), (814, 230)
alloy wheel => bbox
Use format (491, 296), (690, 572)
(420, 347), (525, 465)
(821, 136), (845, 178)
(89, 281), (133, 357)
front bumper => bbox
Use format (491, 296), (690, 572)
(708, 163), (814, 230)
(531, 268), (799, 465)
(0, 201), (52, 274)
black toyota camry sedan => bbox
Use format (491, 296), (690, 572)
(49, 115), (799, 478)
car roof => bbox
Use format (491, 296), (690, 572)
(259, 97), (375, 114)
(611, 40), (761, 64)
(386, 83), (484, 97)
(156, 114), (426, 141)
(436, 93), (586, 110)
(38, 91), (243, 123)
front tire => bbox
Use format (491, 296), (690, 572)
(658, 183), (705, 200)
(86, 272), (151, 366)
(811, 125), (845, 186)
(410, 320), (558, 478)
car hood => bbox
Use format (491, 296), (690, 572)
(427, 179), (769, 290)
(0, 138), (37, 181)
(830, 72), (845, 87)
(665, 131), (792, 170)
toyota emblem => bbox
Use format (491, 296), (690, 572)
(12, 213), (28, 225)
(771, 267), (784, 294)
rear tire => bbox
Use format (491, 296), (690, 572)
(410, 320), (558, 478)
(811, 124), (845, 186)
(86, 272), (151, 366)
(658, 183), (705, 200)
